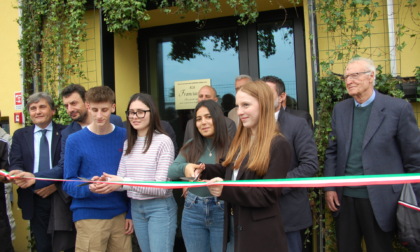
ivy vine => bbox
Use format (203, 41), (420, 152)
(95, 0), (269, 33)
(18, 0), (87, 125)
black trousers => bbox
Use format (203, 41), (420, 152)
(31, 195), (52, 252)
(0, 183), (14, 252)
(336, 196), (394, 252)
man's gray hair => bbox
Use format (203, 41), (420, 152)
(26, 92), (55, 110)
(235, 74), (253, 82)
(347, 57), (376, 85)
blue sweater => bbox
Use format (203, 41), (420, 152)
(63, 127), (129, 222)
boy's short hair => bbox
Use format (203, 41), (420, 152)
(85, 86), (115, 104)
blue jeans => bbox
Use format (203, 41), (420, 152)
(181, 192), (224, 252)
(131, 197), (177, 252)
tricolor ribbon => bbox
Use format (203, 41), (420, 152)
(2, 170), (420, 189)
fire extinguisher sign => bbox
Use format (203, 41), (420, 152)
(15, 91), (23, 110)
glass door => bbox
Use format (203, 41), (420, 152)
(139, 8), (307, 147)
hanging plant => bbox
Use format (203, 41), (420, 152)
(95, 0), (150, 33)
(97, 0), (283, 33)
(18, 0), (87, 125)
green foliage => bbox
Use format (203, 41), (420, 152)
(18, 0), (86, 126)
(375, 65), (405, 98)
(27, 226), (36, 250)
(97, 0), (297, 33)
(226, 0), (258, 25)
(316, 0), (381, 69)
(314, 74), (346, 170)
(311, 73), (345, 251)
(159, 0), (222, 22)
(96, 0), (150, 33)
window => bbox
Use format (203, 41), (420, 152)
(139, 8), (307, 146)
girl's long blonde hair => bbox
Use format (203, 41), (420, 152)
(222, 80), (280, 177)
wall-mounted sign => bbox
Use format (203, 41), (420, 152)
(15, 91), (23, 110)
(174, 79), (211, 110)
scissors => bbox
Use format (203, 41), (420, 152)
(77, 177), (94, 187)
(180, 173), (201, 182)
(180, 162), (203, 181)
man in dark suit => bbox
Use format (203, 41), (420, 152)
(324, 57), (420, 251)
(263, 76), (319, 252)
(284, 106), (313, 130)
(0, 137), (14, 252)
(8, 92), (67, 252)
(262, 76), (314, 130)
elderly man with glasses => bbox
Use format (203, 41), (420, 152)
(324, 57), (420, 251)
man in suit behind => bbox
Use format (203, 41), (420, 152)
(227, 74), (253, 126)
(0, 135), (13, 252)
(324, 57), (420, 251)
(261, 75), (313, 129)
(8, 92), (67, 252)
(263, 76), (319, 252)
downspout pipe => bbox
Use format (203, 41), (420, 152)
(387, 0), (397, 77)
(307, 0), (322, 251)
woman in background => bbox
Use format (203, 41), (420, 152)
(169, 100), (233, 252)
(188, 81), (292, 252)
(96, 93), (177, 252)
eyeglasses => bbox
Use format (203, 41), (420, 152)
(342, 71), (371, 81)
(125, 109), (150, 119)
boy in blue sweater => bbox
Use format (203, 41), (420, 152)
(63, 86), (132, 251)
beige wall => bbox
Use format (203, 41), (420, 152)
(303, 0), (316, 119)
(0, 2), (31, 251)
(0, 0), (25, 134)
(70, 10), (103, 91)
(398, 0), (420, 77)
(114, 32), (141, 117)
(317, 0), (420, 76)
(316, 0), (420, 123)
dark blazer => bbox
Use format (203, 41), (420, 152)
(183, 116), (237, 144)
(324, 91), (420, 232)
(277, 111), (318, 232)
(9, 122), (66, 220)
(284, 107), (313, 130)
(34, 121), (79, 189)
(110, 114), (124, 127)
(0, 139), (13, 252)
(202, 135), (292, 252)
